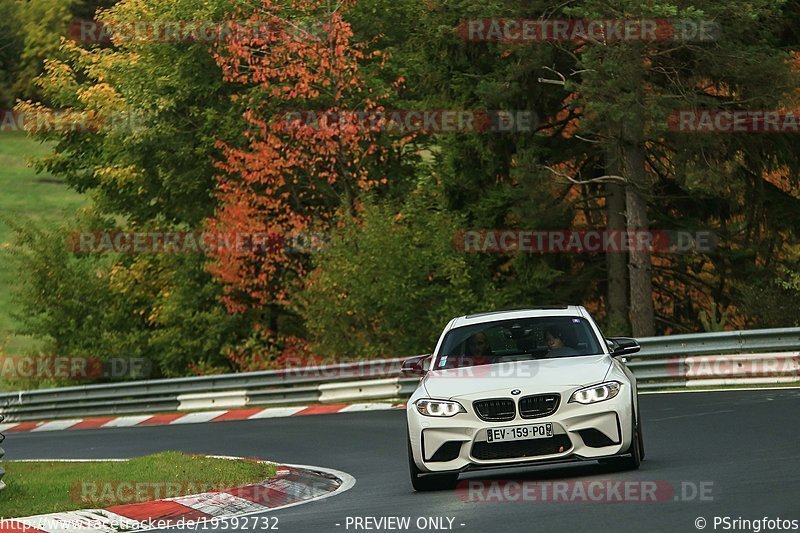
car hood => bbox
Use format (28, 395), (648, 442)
(421, 354), (612, 400)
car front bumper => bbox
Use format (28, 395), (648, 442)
(407, 387), (634, 474)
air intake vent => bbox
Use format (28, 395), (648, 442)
(472, 434), (572, 460)
(429, 441), (463, 462)
(578, 428), (618, 448)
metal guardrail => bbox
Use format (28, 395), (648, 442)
(1, 328), (799, 422)
(0, 359), (408, 421)
(628, 327), (800, 389)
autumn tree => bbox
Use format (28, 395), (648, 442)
(13, 0), (253, 377)
(209, 0), (410, 322)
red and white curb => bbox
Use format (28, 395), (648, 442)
(0, 402), (404, 435)
(0, 462), (355, 533)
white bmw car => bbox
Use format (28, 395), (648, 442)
(403, 306), (644, 491)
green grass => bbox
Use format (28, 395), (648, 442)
(0, 451), (277, 517)
(0, 132), (88, 356)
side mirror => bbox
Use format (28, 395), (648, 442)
(401, 354), (431, 376)
(606, 337), (641, 357)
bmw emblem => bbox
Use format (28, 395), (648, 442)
(511, 389), (521, 395)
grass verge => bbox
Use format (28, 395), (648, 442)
(0, 451), (277, 517)
(0, 132), (88, 357)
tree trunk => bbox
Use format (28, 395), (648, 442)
(624, 143), (656, 337)
(605, 148), (629, 335)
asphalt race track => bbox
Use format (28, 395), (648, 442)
(5, 389), (800, 533)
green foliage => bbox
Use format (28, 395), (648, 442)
(0, 0), (23, 107)
(350, 0), (593, 328)
(298, 178), (503, 357)
(8, 214), (246, 380)
(0, 133), (89, 358)
(2, 0), (116, 104)
(735, 265), (800, 328)
(778, 267), (800, 294)
(22, 0), (245, 226)
(699, 304), (729, 332)
(11, 0), (74, 102)
(7, 0), (254, 381)
(8, 215), (148, 367)
(5, 0), (800, 380)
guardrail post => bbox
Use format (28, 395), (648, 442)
(0, 414), (6, 492)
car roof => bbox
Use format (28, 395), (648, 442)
(448, 306), (587, 330)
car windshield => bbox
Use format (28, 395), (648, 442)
(433, 316), (604, 369)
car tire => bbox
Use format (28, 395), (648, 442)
(637, 412), (646, 461)
(408, 439), (458, 491)
(615, 411), (642, 470)
(625, 415), (643, 469)
(600, 409), (643, 470)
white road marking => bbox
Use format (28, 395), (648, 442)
(168, 410), (228, 424)
(31, 420), (84, 432)
(17, 509), (140, 533)
(339, 403), (396, 412)
(101, 415), (153, 428)
(247, 407), (306, 419)
(650, 409), (735, 422)
(168, 492), (267, 515)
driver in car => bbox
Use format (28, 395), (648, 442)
(439, 332), (493, 370)
(545, 326), (580, 357)
(466, 332), (492, 357)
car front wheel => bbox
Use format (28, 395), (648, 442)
(408, 439), (458, 491)
(614, 412), (643, 470)
(622, 414), (643, 470)
(600, 409), (643, 470)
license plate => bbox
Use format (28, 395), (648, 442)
(486, 423), (553, 443)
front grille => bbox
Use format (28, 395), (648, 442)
(471, 434), (572, 460)
(473, 399), (516, 422)
(518, 393), (560, 419)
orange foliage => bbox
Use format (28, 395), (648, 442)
(208, 0), (397, 313)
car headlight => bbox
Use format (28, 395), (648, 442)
(569, 381), (621, 404)
(415, 399), (466, 417)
